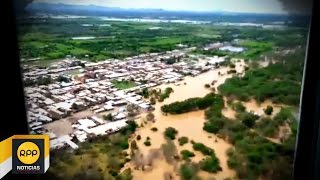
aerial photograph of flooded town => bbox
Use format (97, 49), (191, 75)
(15, 0), (312, 179)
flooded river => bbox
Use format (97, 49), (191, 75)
(122, 61), (246, 179)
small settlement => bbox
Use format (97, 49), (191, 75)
(23, 47), (233, 150)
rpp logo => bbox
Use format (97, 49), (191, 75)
(17, 141), (40, 165)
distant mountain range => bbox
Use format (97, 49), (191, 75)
(26, 2), (286, 16)
(23, 2), (311, 27)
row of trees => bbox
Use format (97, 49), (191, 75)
(161, 93), (224, 114)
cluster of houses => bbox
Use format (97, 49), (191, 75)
(49, 116), (130, 150)
(23, 47), (227, 149)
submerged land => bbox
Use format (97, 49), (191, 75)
(19, 6), (308, 180)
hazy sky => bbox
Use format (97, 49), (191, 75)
(34, 0), (287, 14)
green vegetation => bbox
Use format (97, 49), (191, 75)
(264, 105), (274, 115)
(154, 69), (299, 178)
(225, 133), (292, 179)
(151, 127), (158, 132)
(255, 107), (296, 138)
(178, 137), (189, 146)
(161, 93), (224, 114)
(150, 97), (156, 105)
(229, 63), (236, 68)
(162, 140), (178, 164)
(140, 88), (149, 98)
(227, 69), (237, 74)
(232, 102), (246, 112)
(192, 142), (214, 156)
(180, 162), (200, 180)
(144, 138), (151, 146)
(130, 140), (138, 151)
(199, 155), (222, 173)
(120, 121), (138, 135)
(219, 50), (305, 106)
(136, 135), (141, 141)
(24, 16), (308, 180)
(274, 107), (294, 125)
(144, 141), (151, 146)
(236, 111), (260, 128)
(158, 87), (174, 102)
(193, 41), (273, 60)
(160, 68), (299, 179)
(18, 19), (218, 62)
(238, 40), (273, 59)
(203, 104), (297, 179)
(254, 117), (277, 137)
(161, 93), (224, 133)
(112, 80), (136, 90)
(148, 87), (174, 103)
(204, 84), (210, 88)
(202, 93), (226, 134)
(180, 150), (195, 160)
(19, 17), (307, 66)
(47, 132), (134, 179)
(164, 127), (178, 140)
(117, 169), (133, 180)
(203, 117), (225, 134)
(146, 112), (155, 122)
(103, 113), (113, 121)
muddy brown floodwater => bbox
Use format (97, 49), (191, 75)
(122, 60), (246, 179)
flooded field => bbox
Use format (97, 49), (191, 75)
(122, 61), (246, 179)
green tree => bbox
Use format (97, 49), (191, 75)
(130, 140), (138, 150)
(180, 150), (195, 160)
(180, 162), (200, 180)
(199, 155), (222, 173)
(178, 137), (189, 146)
(136, 135), (141, 141)
(150, 97), (156, 105)
(146, 112), (155, 122)
(103, 113), (113, 121)
(232, 102), (246, 112)
(264, 106), (274, 115)
(144, 140), (151, 146)
(192, 142), (214, 156)
(203, 118), (225, 134)
(141, 88), (149, 98)
(229, 63), (236, 68)
(164, 127), (178, 140)
(236, 112), (259, 128)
